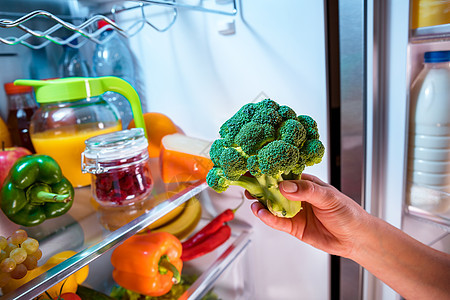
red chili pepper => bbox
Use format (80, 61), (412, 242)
(182, 208), (234, 250)
(181, 224), (231, 261)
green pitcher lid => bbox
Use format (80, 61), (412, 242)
(15, 77), (117, 103)
(14, 76), (146, 136)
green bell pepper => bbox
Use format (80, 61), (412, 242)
(0, 155), (74, 227)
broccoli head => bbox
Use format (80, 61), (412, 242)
(207, 99), (325, 218)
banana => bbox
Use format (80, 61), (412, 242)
(146, 201), (187, 230)
(151, 197), (202, 240)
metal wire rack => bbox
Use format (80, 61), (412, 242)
(0, 0), (237, 49)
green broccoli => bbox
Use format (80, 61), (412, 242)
(206, 99), (325, 218)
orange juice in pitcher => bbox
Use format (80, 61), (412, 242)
(31, 123), (122, 187)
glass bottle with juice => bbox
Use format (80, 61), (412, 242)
(3, 83), (38, 152)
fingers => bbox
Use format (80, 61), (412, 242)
(250, 201), (293, 233)
(244, 173), (341, 211)
(279, 178), (336, 210)
(300, 173), (328, 187)
(244, 190), (255, 199)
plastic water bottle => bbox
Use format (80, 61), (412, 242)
(29, 48), (57, 80)
(92, 20), (136, 129)
(408, 50), (450, 212)
(59, 42), (91, 77)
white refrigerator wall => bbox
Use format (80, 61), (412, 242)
(118, 1), (330, 299)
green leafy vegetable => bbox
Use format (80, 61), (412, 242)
(207, 99), (324, 218)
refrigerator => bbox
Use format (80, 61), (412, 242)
(364, 1), (450, 300)
(0, 0), (447, 299)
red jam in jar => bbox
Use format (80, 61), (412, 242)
(82, 128), (153, 206)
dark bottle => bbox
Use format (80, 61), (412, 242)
(4, 82), (38, 152)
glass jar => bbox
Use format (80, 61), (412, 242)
(82, 128), (153, 206)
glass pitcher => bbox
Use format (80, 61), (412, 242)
(14, 76), (146, 188)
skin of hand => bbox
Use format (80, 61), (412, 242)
(248, 173), (368, 258)
(248, 173), (450, 299)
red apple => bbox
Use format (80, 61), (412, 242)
(0, 146), (32, 187)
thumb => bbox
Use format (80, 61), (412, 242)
(279, 179), (334, 210)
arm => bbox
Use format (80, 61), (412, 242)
(249, 174), (450, 299)
(354, 213), (450, 299)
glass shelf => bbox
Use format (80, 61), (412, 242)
(405, 205), (450, 230)
(405, 183), (450, 230)
(76, 214), (253, 300)
(410, 23), (450, 43)
(0, 163), (209, 299)
(182, 229), (252, 300)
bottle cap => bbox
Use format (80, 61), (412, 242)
(98, 19), (114, 31)
(424, 50), (450, 63)
(3, 82), (33, 95)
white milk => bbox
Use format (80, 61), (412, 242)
(408, 50), (450, 212)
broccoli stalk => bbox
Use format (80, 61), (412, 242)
(207, 99), (325, 218)
(253, 174), (303, 217)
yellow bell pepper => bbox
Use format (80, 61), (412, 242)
(1, 250), (89, 298)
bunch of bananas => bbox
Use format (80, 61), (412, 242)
(149, 197), (202, 240)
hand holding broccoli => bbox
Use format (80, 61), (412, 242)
(206, 99), (324, 218)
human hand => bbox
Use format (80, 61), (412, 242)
(248, 174), (370, 258)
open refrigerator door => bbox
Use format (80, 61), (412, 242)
(364, 1), (449, 299)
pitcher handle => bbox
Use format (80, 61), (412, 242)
(99, 76), (147, 138)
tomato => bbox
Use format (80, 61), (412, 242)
(53, 293), (81, 300)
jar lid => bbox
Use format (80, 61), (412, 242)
(84, 128), (148, 161)
(424, 50), (450, 63)
(82, 128), (148, 173)
(3, 82), (33, 95)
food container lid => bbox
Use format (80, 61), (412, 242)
(98, 19), (115, 31)
(13, 77), (135, 104)
(424, 50), (450, 63)
(82, 128), (149, 174)
(3, 82), (33, 95)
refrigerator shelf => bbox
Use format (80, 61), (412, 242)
(410, 23), (450, 42)
(180, 228), (252, 299)
(0, 178), (209, 300)
(82, 213), (253, 300)
(405, 205), (450, 230)
(0, 0), (237, 49)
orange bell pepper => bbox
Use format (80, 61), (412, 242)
(110, 231), (183, 297)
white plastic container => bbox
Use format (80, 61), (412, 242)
(408, 50), (450, 212)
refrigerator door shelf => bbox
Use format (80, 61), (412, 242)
(406, 205), (450, 229)
(411, 23), (450, 42)
(406, 183), (450, 221)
